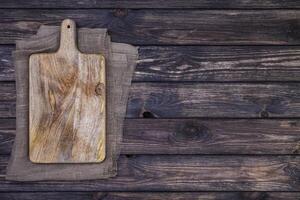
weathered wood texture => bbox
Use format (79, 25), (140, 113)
(3, 83), (300, 118)
(0, 102), (15, 118)
(29, 19), (106, 163)
(123, 119), (300, 154)
(2, 10), (300, 45)
(0, 45), (13, 81)
(0, 155), (299, 191)
(136, 46), (300, 82)
(0, 192), (95, 200)
(1, 1), (300, 196)
(1, 0), (300, 9)
(1, 118), (300, 155)
(3, 45), (300, 82)
(0, 83), (14, 101)
(127, 83), (300, 118)
(0, 119), (14, 155)
(1, 192), (300, 200)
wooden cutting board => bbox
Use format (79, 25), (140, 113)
(29, 19), (106, 163)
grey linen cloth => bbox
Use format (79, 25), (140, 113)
(5, 25), (138, 181)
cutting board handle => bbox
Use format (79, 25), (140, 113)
(58, 19), (77, 54)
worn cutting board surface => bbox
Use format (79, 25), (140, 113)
(29, 19), (106, 163)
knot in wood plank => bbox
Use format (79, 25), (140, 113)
(172, 121), (212, 143)
(95, 82), (105, 96)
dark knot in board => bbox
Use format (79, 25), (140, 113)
(113, 9), (128, 17)
(95, 82), (105, 96)
(283, 163), (300, 185)
(260, 110), (269, 118)
(171, 121), (212, 142)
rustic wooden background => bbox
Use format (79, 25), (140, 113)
(1, 0), (300, 199)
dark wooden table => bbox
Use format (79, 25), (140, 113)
(1, 1), (300, 199)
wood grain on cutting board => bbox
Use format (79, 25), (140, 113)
(29, 19), (106, 163)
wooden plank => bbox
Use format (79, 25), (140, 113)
(0, 155), (299, 191)
(1, 118), (300, 155)
(0, 83), (15, 101)
(0, 84), (15, 118)
(0, 192), (94, 200)
(29, 19), (106, 163)
(1, 192), (300, 200)
(127, 83), (300, 118)
(0, 45), (13, 81)
(1, 0), (300, 9)
(122, 119), (300, 154)
(2, 10), (300, 45)
(0, 102), (15, 118)
(3, 82), (300, 118)
(0, 119), (14, 155)
(0, 156), (7, 176)
(137, 46), (300, 82)
(4, 45), (300, 82)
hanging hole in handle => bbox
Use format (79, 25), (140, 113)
(67, 25), (70, 29)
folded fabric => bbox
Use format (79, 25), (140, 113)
(6, 25), (138, 181)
